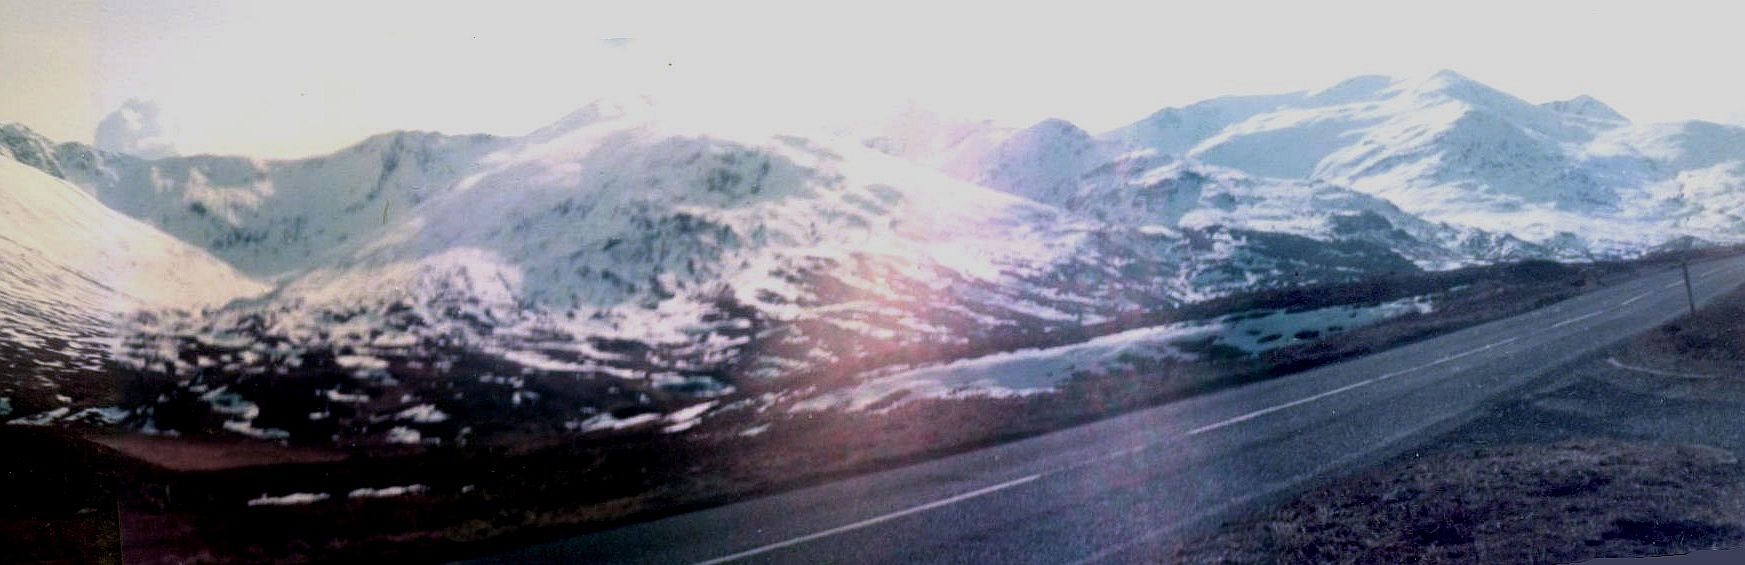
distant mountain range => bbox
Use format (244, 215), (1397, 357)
(870, 70), (1745, 255)
(3, 70), (1741, 442)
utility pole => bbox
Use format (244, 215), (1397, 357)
(1682, 259), (1697, 316)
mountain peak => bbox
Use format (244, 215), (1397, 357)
(1306, 75), (1396, 104)
(1021, 117), (1093, 139)
(527, 95), (657, 141)
(1541, 95), (1629, 123)
(1430, 68), (1472, 82)
(1411, 69), (1496, 96)
(349, 129), (492, 150)
(0, 121), (73, 179)
(0, 121), (40, 137)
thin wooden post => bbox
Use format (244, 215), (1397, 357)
(1682, 260), (1697, 316)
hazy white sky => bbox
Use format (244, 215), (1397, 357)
(6, 0), (1745, 158)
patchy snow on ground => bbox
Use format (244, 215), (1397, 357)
(347, 485), (429, 499)
(0, 90), (1539, 444)
(568, 411), (662, 432)
(222, 420), (290, 440)
(7, 406), (69, 426)
(66, 406), (131, 425)
(334, 355), (389, 371)
(489, 348), (591, 373)
(1214, 295), (1433, 350)
(246, 492), (330, 507)
(385, 426), (431, 445)
(324, 389), (370, 403)
(395, 404), (449, 423)
(661, 400), (718, 433)
(794, 324), (1211, 412)
(797, 296), (1434, 412)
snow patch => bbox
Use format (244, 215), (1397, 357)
(395, 404), (449, 423)
(569, 412), (662, 433)
(385, 426), (426, 445)
(347, 484), (429, 499)
(247, 492), (330, 507)
(798, 296), (1434, 412)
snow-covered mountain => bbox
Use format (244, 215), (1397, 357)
(867, 71), (1745, 259)
(1, 98), (1449, 442)
(1540, 94), (1630, 125)
(10, 70), (1743, 443)
(858, 103), (1016, 178)
(863, 88), (1552, 268)
(0, 152), (266, 424)
(1055, 155), (1547, 269)
(245, 110), (1117, 381)
(0, 155), (264, 310)
(1, 122), (507, 276)
(1094, 71), (1745, 253)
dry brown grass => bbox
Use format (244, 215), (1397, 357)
(1586, 282), (1745, 406)
(91, 435), (349, 472)
(1174, 440), (1745, 564)
(1614, 283), (1745, 373)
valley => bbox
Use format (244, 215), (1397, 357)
(8, 70), (1745, 562)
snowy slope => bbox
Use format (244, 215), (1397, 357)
(0, 101), (1477, 443)
(1057, 155), (1546, 269)
(862, 98), (1549, 269)
(267, 110), (1100, 359)
(1104, 90), (1318, 157)
(861, 107), (1119, 205)
(967, 119), (1113, 205)
(0, 154), (265, 310)
(859, 103), (1017, 179)
(22, 74), (1728, 441)
(29, 109), (1135, 443)
(1183, 71), (1612, 211)
(0, 154), (267, 423)
(1, 123), (508, 277)
(1083, 70), (1745, 253)
(1541, 95), (1630, 126)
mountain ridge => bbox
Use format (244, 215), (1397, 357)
(6, 72), (1743, 443)
(895, 70), (1745, 255)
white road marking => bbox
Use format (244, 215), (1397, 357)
(1184, 337), (1519, 436)
(1050, 443), (1164, 476)
(1550, 311), (1604, 328)
(1075, 260), (1745, 561)
(712, 332), (1532, 561)
(1607, 357), (1712, 379)
(693, 473), (1042, 564)
(1065, 268), (1744, 564)
(699, 282), (1642, 563)
(687, 258), (1745, 565)
(1110, 444), (1147, 457)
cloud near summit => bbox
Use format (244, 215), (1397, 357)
(95, 99), (180, 159)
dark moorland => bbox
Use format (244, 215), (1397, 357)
(5, 249), (1739, 563)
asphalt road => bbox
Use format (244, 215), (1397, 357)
(477, 255), (1745, 564)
